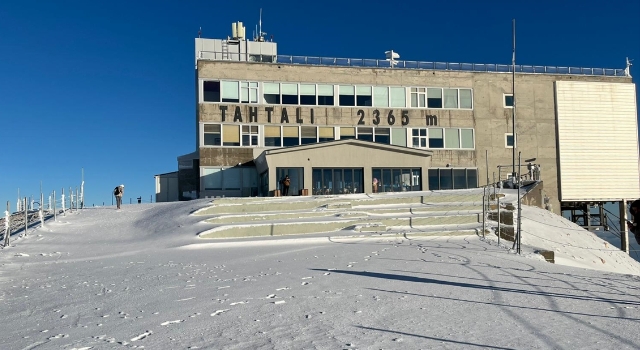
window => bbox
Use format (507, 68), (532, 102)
(356, 86), (372, 106)
(339, 85), (355, 106)
(445, 128), (460, 148)
(281, 83), (298, 105)
(204, 124), (221, 146)
(221, 81), (240, 103)
(263, 83), (280, 104)
(300, 84), (316, 105)
(443, 89), (458, 108)
(373, 86), (389, 107)
(428, 128), (444, 148)
(319, 127), (334, 142)
(301, 126), (317, 145)
(222, 124), (240, 146)
(312, 168), (364, 195)
(461, 129), (474, 149)
(391, 128), (407, 147)
(460, 89), (473, 109)
(504, 94), (514, 108)
(241, 125), (259, 146)
(373, 168), (422, 192)
(203, 81), (220, 102)
(505, 133), (515, 148)
(389, 87), (406, 107)
(283, 126), (299, 147)
(264, 126), (281, 146)
(340, 127), (356, 140)
(410, 88), (426, 108)
(374, 128), (390, 144)
(241, 82), (258, 103)
(427, 88), (442, 108)
(412, 128), (427, 148)
(356, 127), (373, 142)
(318, 85), (334, 106)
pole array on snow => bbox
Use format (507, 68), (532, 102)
(517, 151), (522, 254)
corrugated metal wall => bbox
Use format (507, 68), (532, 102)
(555, 81), (639, 201)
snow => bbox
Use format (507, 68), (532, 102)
(1, 189), (639, 349)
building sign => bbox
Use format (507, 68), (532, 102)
(217, 105), (438, 126)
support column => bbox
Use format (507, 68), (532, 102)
(619, 200), (629, 254)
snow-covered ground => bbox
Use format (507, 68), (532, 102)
(1, 190), (639, 349)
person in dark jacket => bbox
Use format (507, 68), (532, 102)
(627, 199), (640, 245)
(281, 175), (290, 196)
(114, 185), (124, 210)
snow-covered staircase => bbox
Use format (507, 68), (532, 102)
(193, 190), (485, 239)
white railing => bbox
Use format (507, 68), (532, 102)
(197, 51), (628, 77)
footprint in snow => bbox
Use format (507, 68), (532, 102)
(131, 331), (152, 341)
(276, 287), (290, 291)
(302, 282), (310, 286)
(161, 320), (184, 326)
(211, 309), (230, 316)
(266, 294), (276, 299)
(229, 301), (247, 306)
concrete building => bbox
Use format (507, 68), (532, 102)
(174, 21), (639, 217)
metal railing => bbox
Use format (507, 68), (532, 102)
(197, 51), (628, 77)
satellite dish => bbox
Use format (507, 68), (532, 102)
(385, 50), (400, 60)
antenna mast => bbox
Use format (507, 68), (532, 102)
(511, 18), (517, 180)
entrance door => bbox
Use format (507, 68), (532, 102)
(276, 167), (303, 196)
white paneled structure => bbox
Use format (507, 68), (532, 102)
(555, 81), (639, 201)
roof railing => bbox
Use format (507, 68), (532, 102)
(197, 51), (629, 77)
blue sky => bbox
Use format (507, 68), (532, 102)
(0, 0), (638, 208)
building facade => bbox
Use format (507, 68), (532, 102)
(176, 22), (639, 214)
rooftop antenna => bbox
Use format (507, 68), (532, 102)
(257, 8), (266, 42)
(625, 57), (633, 77)
(198, 27), (202, 38)
(385, 50), (400, 67)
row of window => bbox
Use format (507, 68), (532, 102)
(428, 168), (478, 190)
(202, 124), (476, 150)
(202, 80), (474, 109)
(201, 166), (479, 195)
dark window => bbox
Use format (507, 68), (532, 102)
(318, 95), (334, 106)
(203, 81), (220, 102)
(375, 128), (390, 144)
(439, 169), (453, 190)
(357, 127), (373, 142)
(300, 95), (315, 105)
(428, 169), (439, 190)
(453, 169), (467, 189)
(504, 94), (514, 107)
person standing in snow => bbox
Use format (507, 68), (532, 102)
(627, 199), (640, 245)
(114, 185), (124, 210)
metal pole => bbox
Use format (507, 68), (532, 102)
(62, 188), (66, 216)
(53, 190), (57, 222)
(517, 151), (522, 254)
(24, 197), (28, 237)
(81, 168), (84, 209)
(511, 19), (517, 179)
(482, 187), (486, 238)
(497, 186), (501, 246)
(485, 150), (489, 186)
(75, 187), (78, 211)
(620, 200), (629, 254)
(4, 201), (10, 247)
(39, 193), (44, 228)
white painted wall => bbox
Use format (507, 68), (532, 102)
(555, 81), (639, 201)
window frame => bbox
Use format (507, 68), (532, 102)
(505, 133), (515, 148)
(504, 93), (514, 108)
